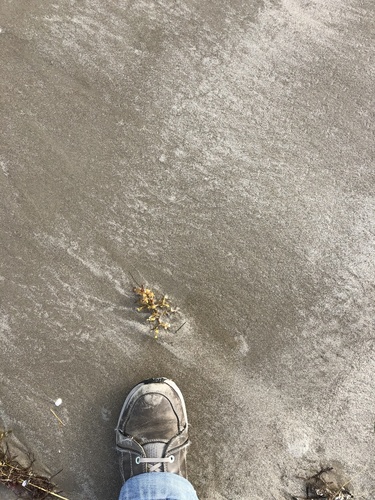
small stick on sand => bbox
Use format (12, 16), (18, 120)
(50, 409), (66, 427)
(174, 321), (186, 334)
(26, 481), (70, 499)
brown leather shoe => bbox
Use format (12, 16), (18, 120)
(116, 377), (190, 483)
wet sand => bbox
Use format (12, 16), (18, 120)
(1, 0), (375, 498)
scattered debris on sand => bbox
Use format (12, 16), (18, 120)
(0, 429), (68, 499)
(133, 285), (178, 338)
(293, 467), (353, 500)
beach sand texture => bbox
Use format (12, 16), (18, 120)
(1, 0), (374, 498)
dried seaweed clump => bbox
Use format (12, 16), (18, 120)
(0, 431), (67, 499)
(133, 285), (177, 338)
(294, 467), (353, 500)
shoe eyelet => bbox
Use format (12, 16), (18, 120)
(135, 457), (141, 465)
(169, 455), (175, 463)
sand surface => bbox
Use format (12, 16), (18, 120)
(1, 0), (375, 498)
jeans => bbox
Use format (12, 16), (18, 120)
(118, 472), (199, 500)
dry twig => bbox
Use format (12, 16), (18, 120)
(50, 409), (65, 427)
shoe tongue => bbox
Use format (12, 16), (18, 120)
(143, 442), (165, 458)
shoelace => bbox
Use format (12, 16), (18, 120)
(135, 455), (175, 472)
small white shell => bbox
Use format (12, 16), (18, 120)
(54, 398), (63, 407)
